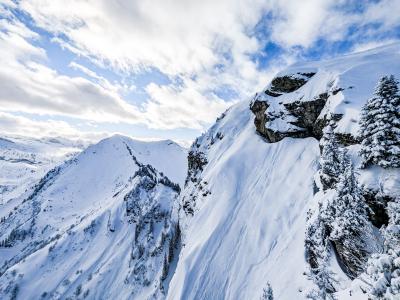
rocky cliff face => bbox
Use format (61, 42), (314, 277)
(250, 73), (344, 143)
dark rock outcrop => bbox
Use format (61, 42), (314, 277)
(186, 150), (207, 185)
(363, 189), (392, 228)
(250, 92), (330, 142)
(182, 149), (209, 216)
(264, 72), (315, 97)
(284, 93), (329, 139)
(250, 85), (362, 145)
(332, 237), (370, 279)
(249, 100), (270, 138)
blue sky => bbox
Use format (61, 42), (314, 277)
(0, 0), (399, 146)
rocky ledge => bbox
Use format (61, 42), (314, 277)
(250, 73), (358, 144)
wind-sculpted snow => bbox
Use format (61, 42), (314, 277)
(0, 135), (187, 299)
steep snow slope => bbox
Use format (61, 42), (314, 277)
(169, 44), (400, 300)
(169, 101), (320, 299)
(0, 135), (187, 299)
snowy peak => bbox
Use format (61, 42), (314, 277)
(89, 134), (188, 186)
(0, 135), (187, 300)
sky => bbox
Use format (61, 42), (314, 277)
(0, 0), (399, 147)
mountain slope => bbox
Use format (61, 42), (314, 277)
(169, 43), (400, 300)
(0, 135), (187, 299)
(0, 43), (399, 300)
(170, 101), (320, 299)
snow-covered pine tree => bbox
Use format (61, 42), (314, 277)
(261, 282), (273, 300)
(366, 249), (400, 299)
(318, 150), (373, 276)
(359, 75), (400, 169)
(366, 199), (400, 299)
(385, 199), (400, 251)
(306, 251), (336, 300)
(323, 150), (369, 241)
(305, 211), (336, 299)
(319, 121), (342, 190)
(305, 208), (328, 270)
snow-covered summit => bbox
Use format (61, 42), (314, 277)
(81, 134), (187, 186)
(0, 135), (187, 299)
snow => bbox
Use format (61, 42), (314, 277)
(0, 135), (187, 299)
(255, 43), (400, 136)
(169, 43), (400, 300)
(168, 101), (321, 299)
(0, 135), (84, 217)
(0, 43), (399, 299)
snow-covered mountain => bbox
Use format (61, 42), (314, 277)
(0, 43), (399, 300)
(0, 135), (187, 299)
(171, 43), (400, 300)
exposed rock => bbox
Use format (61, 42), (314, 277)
(264, 72), (315, 97)
(250, 92), (330, 142)
(182, 149), (209, 215)
(332, 236), (370, 278)
(249, 100), (269, 138)
(330, 218), (382, 278)
(362, 189), (392, 228)
(284, 92), (329, 139)
(335, 132), (359, 146)
(186, 150), (207, 184)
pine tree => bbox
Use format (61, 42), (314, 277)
(366, 249), (400, 299)
(320, 121), (342, 190)
(322, 150), (369, 241)
(366, 199), (400, 299)
(305, 211), (328, 270)
(261, 282), (273, 300)
(385, 199), (400, 251)
(359, 75), (400, 168)
(305, 213), (336, 299)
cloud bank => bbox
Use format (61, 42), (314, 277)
(0, 0), (399, 141)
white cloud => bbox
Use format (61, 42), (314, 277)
(269, 0), (400, 48)
(1, 0), (399, 136)
(145, 81), (229, 130)
(0, 111), (89, 139)
(0, 0), (280, 131)
(19, 0), (268, 75)
(0, 17), (146, 124)
(269, 0), (336, 48)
